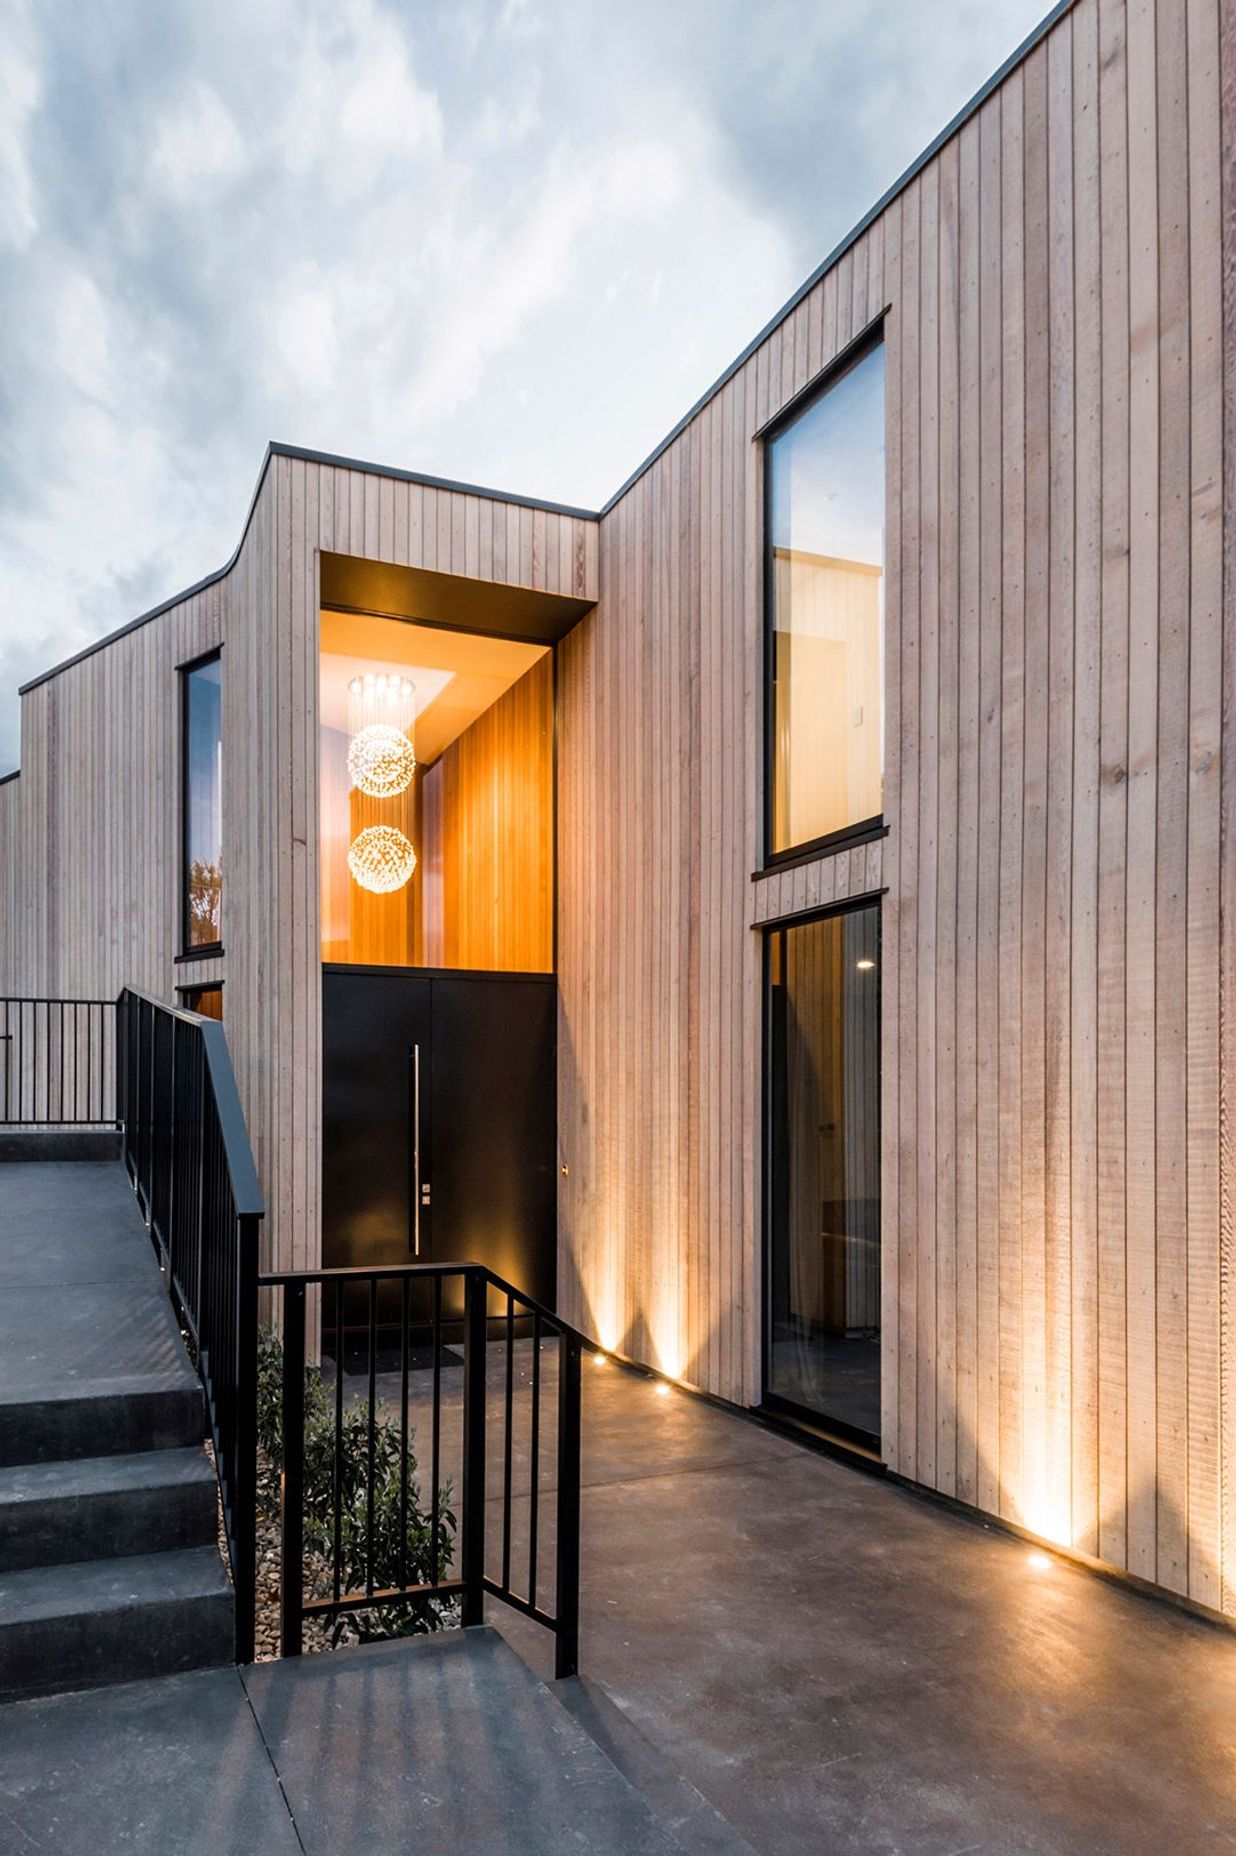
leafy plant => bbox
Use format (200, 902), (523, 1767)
(256, 1325), (457, 1645)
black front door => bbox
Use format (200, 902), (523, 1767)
(322, 966), (557, 1314)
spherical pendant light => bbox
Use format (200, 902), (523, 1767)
(347, 721), (417, 798)
(347, 825), (418, 894)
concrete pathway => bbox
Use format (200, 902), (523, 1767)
(0, 1627), (744, 1855)
(2, 1171), (1235, 1853)
(497, 1361), (1236, 1856)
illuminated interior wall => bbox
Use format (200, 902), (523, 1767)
(771, 551), (883, 847)
(320, 611), (552, 972)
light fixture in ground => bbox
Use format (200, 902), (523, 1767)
(856, 957), (876, 971)
(347, 722), (417, 799)
(348, 825), (418, 894)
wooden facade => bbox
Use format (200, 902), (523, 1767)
(1, 0), (1233, 1620)
(557, 0), (1235, 1618)
(0, 457), (597, 1291)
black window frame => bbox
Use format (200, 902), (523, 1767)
(179, 647), (224, 959)
(760, 319), (887, 871)
(176, 980), (224, 1021)
(759, 890), (884, 1457)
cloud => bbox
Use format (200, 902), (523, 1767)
(0, 0), (1048, 767)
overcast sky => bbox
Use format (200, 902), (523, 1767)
(0, 0), (1048, 769)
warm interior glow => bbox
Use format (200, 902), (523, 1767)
(347, 722), (417, 799)
(320, 611), (552, 970)
(347, 824), (418, 894)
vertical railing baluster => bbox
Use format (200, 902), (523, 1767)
(431, 1273), (442, 1585)
(555, 1328), (582, 1680)
(502, 1292), (514, 1593)
(529, 1310), (541, 1608)
(279, 1279), (306, 1659)
(365, 1280), (378, 1598)
(234, 1204), (258, 1665)
(461, 1270), (487, 1629)
(399, 1275), (409, 1591)
(333, 1279), (344, 1610)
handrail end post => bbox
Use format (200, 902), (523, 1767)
(461, 1269), (488, 1629)
(279, 1280), (306, 1659)
(554, 1328), (582, 1680)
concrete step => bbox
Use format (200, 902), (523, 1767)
(0, 1377), (204, 1467)
(0, 1131), (122, 1163)
(0, 1546), (233, 1702)
(0, 1447), (219, 1573)
(240, 1627), (754, 1856)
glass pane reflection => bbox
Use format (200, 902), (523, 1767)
(767, 903), (881, 1443)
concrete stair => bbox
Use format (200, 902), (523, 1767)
(0, 1447), (219, 1571)
(0, 1161), (234, 1702)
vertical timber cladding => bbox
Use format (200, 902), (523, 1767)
(557, 0), (1235, 1619)
(266, 455), (598, 1284)
(0, 454), (597, 1292)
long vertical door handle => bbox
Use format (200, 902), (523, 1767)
(412, 1041), (421, 1257)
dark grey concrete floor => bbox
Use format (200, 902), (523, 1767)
(491, 1360), (1236, 1856)
(0, 1627), (728, 1855)
(326, 1343), (1236, 1852)
(3, 1164), (1234, 1853)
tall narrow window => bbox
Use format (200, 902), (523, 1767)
(766, 337), (885, 858)
(182, 653), (222, 950)
(766, 901), (881, 1446)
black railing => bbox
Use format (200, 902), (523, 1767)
(262, 1262), (583, 1679)
(120, 986), (263, 1663)
(0, 997), (119, 1126)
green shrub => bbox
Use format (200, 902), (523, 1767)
(256, 1325), (457, 1645)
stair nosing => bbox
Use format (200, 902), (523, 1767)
(0, 1546), (233, 1624)
(0, 1445), (218, 1503)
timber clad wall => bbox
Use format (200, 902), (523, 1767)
(1, 0), (1232, 1622)
(0, 456), (597, 1286)
(557, 0), (1235, 1617)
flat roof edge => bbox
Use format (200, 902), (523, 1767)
(597, 0), (1076, 516)
(271, 444), (599, 521)
(18, 444), (600, 696)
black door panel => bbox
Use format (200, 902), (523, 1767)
(322, 967), (557, 1323)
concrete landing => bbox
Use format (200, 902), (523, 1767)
(0, 1628), (749, 1856)
(0, 1161), (201, 1465)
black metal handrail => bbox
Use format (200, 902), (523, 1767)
(261, 1262), (583, 1679)
(0, 996), (119, 1126)
(120, 986), (263, 1662)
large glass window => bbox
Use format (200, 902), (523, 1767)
(182, 653), (222, 950)
(766, 902), (881, 1446)
(319, 612), (553, 972)
(766, 338), (885, 858)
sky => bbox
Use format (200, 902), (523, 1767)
(0, 0), (1049, 770)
